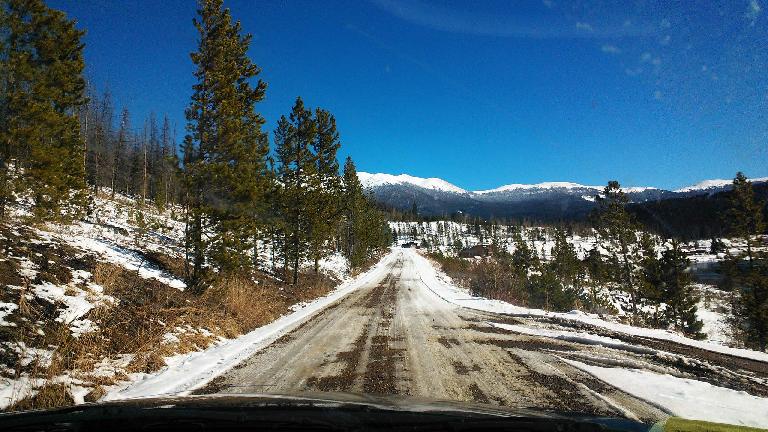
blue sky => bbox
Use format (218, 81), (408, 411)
(50, 0), (767, 190)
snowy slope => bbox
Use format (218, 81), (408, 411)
(675, 177), (768, 193)
(408, 248), (768, 363)
(357, 172), (467, 194)
(0, 190), (356, 410)
(474, 182), (602, 194)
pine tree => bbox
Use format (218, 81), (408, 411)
(274, 97), (316, 283)
(86, 89), (113, 194)
(182, 0), (270, 283)
(341, 157), (389, 267)
(583, 247), (611, 313)
(538, 228), (579, 311)
(128, 122), (146, 198)
(550, 228), (580, 287)
(154, 115), (172, 210)
(1, 0), (87, 220)
(638, 233), (664, 326)
(511, 230), (538, 277)
(659, 240), (704, 338)
(342, 157), (363, 265)
(724, 173), (768, 350)
(726, 172), (765, 265)
(307, 108), (341, 272)
(593, 181), (644, 323)
(112, 108), (129, 197)
(0, 4), (12, 217)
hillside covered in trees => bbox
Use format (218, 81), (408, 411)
(0, 0), (390, 285)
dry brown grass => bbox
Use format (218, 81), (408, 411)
(202, 275), (284, 332)
(7, 383), (74, 412)
(126, 351), (167, 374)
(91, 262), (120, 291)
(143, 250), (186, 281)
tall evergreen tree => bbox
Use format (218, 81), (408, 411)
(307, 108), (341, 272)
(659, 240), (704, 338)
(511, 230), (538, 277)
(726, 172), (765, 265)
(154, 115), (175, 210)
(111, 108), (129, 197)
(86, 88), (113, 194)
(593, 181), (644, 323)
(182, 0), (269, 284)
(342, 156), (364, 266)
(638, 233), (664, 326)
(274, 97), (316, 283)
(724, 173), (768, 351)
(341, 157), (389, 267)
(0, 4), (12, 217)
(537, 228), (579, 311)
(0, 0), (87, 219)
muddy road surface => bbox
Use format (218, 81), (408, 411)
(196, 250), (768, 423)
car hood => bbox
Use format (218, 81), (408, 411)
(0, 391), (655, 431)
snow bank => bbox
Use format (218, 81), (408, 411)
(407, 249), (768, 363)
(564, 359), (768, 428)
(104, 250), (399, 400)
(0, 377), (44, 409)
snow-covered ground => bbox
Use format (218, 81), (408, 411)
(106, 247), (768, 427)
(564, 359), (768, 427)
(390, 220), (764, 262)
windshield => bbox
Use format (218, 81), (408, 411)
(1, 0), (767, 429)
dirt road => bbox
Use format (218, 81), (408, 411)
(196, 250), (767, 423)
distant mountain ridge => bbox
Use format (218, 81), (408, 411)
(358, 172), (768, 219)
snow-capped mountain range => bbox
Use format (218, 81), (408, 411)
(358, 172), (768, 219)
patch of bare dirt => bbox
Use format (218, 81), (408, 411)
(467, 383), (490, 404)
(477, 337), (578, 352)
